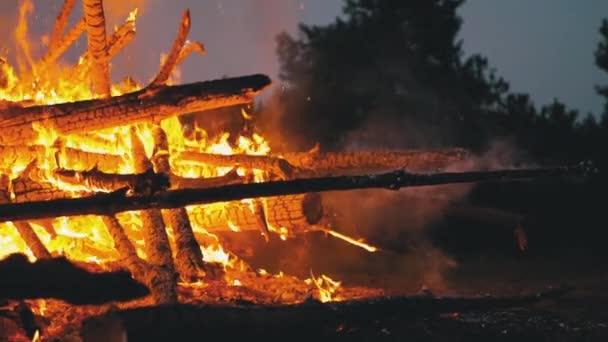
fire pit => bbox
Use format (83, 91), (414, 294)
(0, 1), (595, 341)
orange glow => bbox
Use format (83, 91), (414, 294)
(317, 228), (379, 252)
(0, 5), (385, 337)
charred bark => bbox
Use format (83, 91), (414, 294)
(82, 0), (111, 96)
(0, 74), (271, 145)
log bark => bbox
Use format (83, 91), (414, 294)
(83, 0), (111, 96)
(150, 10), (190, 86)
(130, 128), (177, 304)
(0, 163), (589, 222)
(151, 125), (205, 281)
(0, 74), (271, 145)
(49, 0), (77, 52)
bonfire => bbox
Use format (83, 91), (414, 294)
(0, 1), (587, 340)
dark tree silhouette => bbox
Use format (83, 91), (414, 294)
(275, 0), (508, 151)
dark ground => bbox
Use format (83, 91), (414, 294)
(205, 176), (608, 341)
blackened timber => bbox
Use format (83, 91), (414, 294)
(0, 254), (148, 304)
(0, 163), (589, 222)
(0, 74), (271, 144)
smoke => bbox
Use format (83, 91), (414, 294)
(317, 140), (527, 292)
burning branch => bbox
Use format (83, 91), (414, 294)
(178, 151), (298, 180)
(151, 10), (191, 86)
(279, 148), (470, 175)
(49, 0), (77, 52)
(0, 74), (272, 144)
(176, 41), (206, 66)
(0, 145), (125, 173)
(0, 163), (589, 222)
(36, 17), (87, 71)
(82, 0), (111, 96)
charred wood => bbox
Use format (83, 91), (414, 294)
(0, 254), (149, 304)
(82, 0), (111, 96)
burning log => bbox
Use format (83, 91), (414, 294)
(77, 8), (137, 77)
(82, 286), (572, 340)
(151, 125), (206, 281)
(83, 0), (111, 96)
(150, 10), (191, 86)
(188, 193), (323, 235)
(178, 152), (298, 180)
(0, 164), (587, 224)
(177, 148), (469, 180)
(130, 128), (177, 304)
(0, 175), (51, 259)
(11, 222), (51, 260)
(0, 74), (271, 145)
(49, 0), (77, 52)
(0, 254), (149, 304)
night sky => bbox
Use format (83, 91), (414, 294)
(1, 0), (607, 116)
